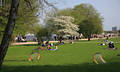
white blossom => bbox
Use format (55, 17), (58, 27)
(49, 16), (79, 36)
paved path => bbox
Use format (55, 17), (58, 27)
(11, 41), (59, 45)
(11, 38), (99, 45)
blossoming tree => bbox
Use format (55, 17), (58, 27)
(47, 16), (79, 36)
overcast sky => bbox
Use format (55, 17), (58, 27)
(53, 0), (120, 31)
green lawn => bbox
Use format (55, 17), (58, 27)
(2, 38), (120, 72)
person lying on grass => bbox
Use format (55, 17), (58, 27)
(47, 45), (58, 51)
(50, 43), (54, 46)
(50, 46), (58, 51)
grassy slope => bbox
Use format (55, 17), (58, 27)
(2, 38), (120, 72)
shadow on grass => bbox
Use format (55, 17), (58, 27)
(4, 59), (28, 62)
(2, 63), (120, 72)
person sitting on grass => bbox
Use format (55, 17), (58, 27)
(108, 41), (114, 48)
(108, 41), (116, 50)
(42, 41), (46, 47)
(39, 46), (45, 50)
(103, 39), (109, 45)
(99, 40), (105, 46)
(70, 40), (74, 44)
(47, 45), (51, 50)
(60, 41), (64, 45)
(33, 46), (45, 51)
(54, 46), (58, 51)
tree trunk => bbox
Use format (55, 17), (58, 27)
(0, 0), (19, 70)
(88, 36), (91, 41)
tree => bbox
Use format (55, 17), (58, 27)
(0, 0), (56, 70)
(36, 27), (50, 44)
(58, 4), (103, 41)
(78, 19), (96, 41)
(0, 0), (11, 41)
(46, 16), (79, 36)
(0, 0), (39, 39)
(76, 4), (103, 41)
(13, 0), (39, 36)
(57, 8), (73, 16)
(0, 0), (19, 70)
(46, 16), (79, 43)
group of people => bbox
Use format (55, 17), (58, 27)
(99, 37), (109, 46)
(99, 36), (116, 50)
(14, 36), (27, 42)
(54, 35), (82, 41)
(29, 41), (58, 61)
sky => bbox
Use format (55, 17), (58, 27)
(52, 0), (120, 31)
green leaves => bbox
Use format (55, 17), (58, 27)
(58, 3), (103, 41)
(76, 4), (103, 40)
(0, 0), (39, 37)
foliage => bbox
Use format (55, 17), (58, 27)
(57, 8), (73, 16)
(58, 3), (103, 40)
(0, 0), (39, 38)
(0, 0), (57, 71)
(46, 16), (79, 36)
(36, 27), (50, 42)
(0, 0), (11, 41)
(76, 4), (103, 40)
(13, 0), (39, 36)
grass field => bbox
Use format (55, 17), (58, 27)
(2, 38), (120, 72)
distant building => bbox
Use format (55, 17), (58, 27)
(112, 27), (117, 31)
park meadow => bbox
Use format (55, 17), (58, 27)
(2, 38), (120, 72)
